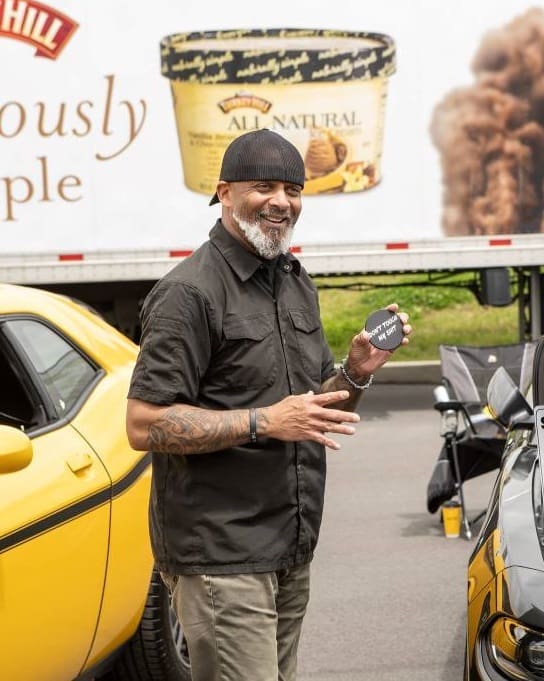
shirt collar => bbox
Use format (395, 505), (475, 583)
(209, 220), (301, 282)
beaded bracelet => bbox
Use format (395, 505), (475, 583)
(340, 359), (374, 391)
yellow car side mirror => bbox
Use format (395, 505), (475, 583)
(0, 425), (33, 473)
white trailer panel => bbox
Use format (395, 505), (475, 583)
(0, 0), (541, 279)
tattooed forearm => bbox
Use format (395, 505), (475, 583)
(147, 405), (253, 455)
(256, 408), (269, 435)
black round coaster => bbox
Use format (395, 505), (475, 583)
(365, 309), (404, 350)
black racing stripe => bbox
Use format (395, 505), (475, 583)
(0, 452), (152, 554)
(0, 487), (111, 554)
(111, 451), (151, 500)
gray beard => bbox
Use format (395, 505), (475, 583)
(234, 211), (294, 260)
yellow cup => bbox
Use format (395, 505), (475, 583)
(442, 501), (461, 538)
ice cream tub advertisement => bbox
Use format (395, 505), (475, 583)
(0, 0), (543, 254)
(160, 29), (395, 197)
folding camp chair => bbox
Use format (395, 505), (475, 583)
(427, 341), (536, 538)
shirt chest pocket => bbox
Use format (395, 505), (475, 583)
(289, 309), (323, 382)
(220, 313), (277, 389)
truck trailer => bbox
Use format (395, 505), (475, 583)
(2, 0), (543, 339)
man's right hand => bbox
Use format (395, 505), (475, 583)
(260, 391), (360, 450)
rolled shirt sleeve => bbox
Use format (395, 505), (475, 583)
(128, 280), (213, 406)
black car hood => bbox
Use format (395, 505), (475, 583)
(475, 432), (544, 574)
(469, 433), (544, 626)
(502, 564), (544, 629)
(500, 445), (543, 572)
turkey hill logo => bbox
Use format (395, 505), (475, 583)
(0, 0), (78, 59)
(218, 92), (272, 114)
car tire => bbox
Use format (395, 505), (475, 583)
(104, 567), (192, 681)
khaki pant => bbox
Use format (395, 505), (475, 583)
(164, 564), (310, 681)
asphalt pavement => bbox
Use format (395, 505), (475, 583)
(297, 383), (496, 681)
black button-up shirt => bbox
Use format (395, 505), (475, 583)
(128, 220), (336, 575)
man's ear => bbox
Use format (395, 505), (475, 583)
(215, 181), (232, 206)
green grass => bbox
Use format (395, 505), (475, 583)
(315, 274), (519, 362)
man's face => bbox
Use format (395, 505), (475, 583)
(219, 180), (303, 259)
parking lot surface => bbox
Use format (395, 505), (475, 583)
(297, 383), (495, 681)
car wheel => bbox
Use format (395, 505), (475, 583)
(105, 567), (191, 681)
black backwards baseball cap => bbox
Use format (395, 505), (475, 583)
(209, 129), (305, 205)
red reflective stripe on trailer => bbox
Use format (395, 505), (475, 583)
(289, 246), (302, 253)
(169, 250), (193, 257)
(385, 242), (409, 250)
(58, 254), (84, 261)
(489, 238), (512, 246)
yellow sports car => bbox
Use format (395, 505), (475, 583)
(0, 284), (191, 681)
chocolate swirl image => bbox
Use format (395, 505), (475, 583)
(431, 8), (544, 235)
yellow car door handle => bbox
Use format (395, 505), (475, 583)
(66, 452), (94, 473)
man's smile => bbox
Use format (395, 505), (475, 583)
(259, 213), (290, 227)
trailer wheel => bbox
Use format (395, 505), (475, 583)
(104, 567), (191, 681)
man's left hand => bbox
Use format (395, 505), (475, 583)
(343, 303), (412, 381)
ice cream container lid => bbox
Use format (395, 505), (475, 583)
(160, 28), (396, 84)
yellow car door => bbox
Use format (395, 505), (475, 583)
(0, 426), (111, 681)
(0, 316), (112, 681)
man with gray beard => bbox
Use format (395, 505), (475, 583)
(126, 129), (411, 681)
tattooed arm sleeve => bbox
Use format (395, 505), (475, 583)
(127, 399), (269, 455)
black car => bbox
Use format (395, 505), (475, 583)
(465, 338), (544, 680)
